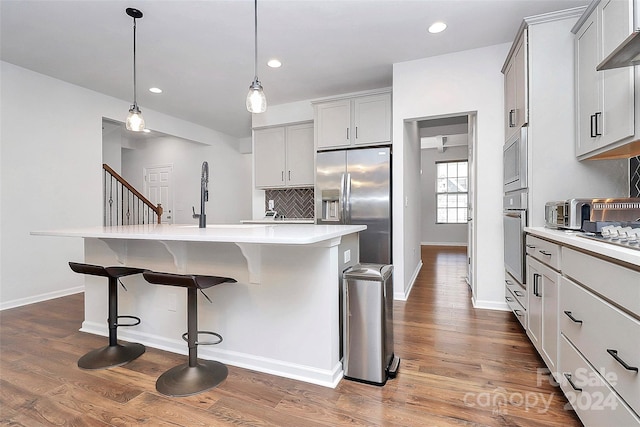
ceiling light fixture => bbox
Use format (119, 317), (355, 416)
(125, 8), (145, 132)
(267, 59), (282, 68)
(246, 0), (267, 113)
(428, 22), (447, 34)
(149, 87), (162, 94)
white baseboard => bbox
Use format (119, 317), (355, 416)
(471, 297), (510, 311)
(0, 286), (84, 311)
(420, 242), (467, 247)
(395, 260), (422, 301)
(81, 321), (344, 388)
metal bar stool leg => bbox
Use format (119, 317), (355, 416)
(77, 273), (145, 370)
(155, 287), (228, 397)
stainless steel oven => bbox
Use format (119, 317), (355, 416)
(504, 190), (527, 284)
(503, 127), (528, 193)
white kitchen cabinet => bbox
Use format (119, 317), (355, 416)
(574, 0), (635, 159)
(503, 29), (528, 141)
(254, 122), (314, 189)
(526, 251), (559, 375)
(314, 91), (391, 150)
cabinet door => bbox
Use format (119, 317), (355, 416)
(504, 57), (517, 140)
(353, 93), (391, 145)
(540, 264), (558, 373)
(599, 0), (634, 147)
(526, 256), (542, 353)
(316, 100), (351, 149)
(254, 127), (286, 188)
(513, 32), (528, 130)
(575, 11), (600, 157)
(285, 123), (314, 187)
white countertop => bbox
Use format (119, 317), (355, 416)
(526, 227), (640, 268)
(241, 218), (315, 224)
(32, 223), (366, 245)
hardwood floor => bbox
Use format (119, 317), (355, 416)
(0, 246), (582, 426)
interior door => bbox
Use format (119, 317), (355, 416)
(466, 113), (476, 289)
(144, 165), (173, 224)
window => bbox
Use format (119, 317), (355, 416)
(436, 160), (468, 224)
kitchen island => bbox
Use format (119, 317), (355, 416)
(32, 223), (365, 387)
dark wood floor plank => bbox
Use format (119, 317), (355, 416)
(0, 246), (583, 426)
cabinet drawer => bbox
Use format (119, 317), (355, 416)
(560, 276), (640, 415)
(525, 235), (560, 270)
(559, 334), (640, 427)
(505, 272), (527, 310)
(562, 247), (640, 315)
(505, 286), (526, 330)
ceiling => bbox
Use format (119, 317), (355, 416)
(1, 0), (589, 139)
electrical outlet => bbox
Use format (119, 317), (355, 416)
(168, 292), (177, 312)
(344, 249), (351, 263)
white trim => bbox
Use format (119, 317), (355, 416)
(420, 241), (467, 247)
(0, 286), (84, 311)
(471, 297), (510, 311)
(395, 260), (422, 301)
(81, 321), (343, 388)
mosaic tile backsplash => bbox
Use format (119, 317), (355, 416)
(631, 156), (640, 198)
(264, 188), (315, 218)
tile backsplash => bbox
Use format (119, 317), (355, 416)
(631, 156), (640, 197)
(265, 188), (315, 218)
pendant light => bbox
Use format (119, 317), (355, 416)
(125, 8), (145, 131)
(246, 0), (267, 113)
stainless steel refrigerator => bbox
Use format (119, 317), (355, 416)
(316, 146), (391, 264)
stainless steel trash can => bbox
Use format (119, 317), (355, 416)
(343, 264), (400, 385)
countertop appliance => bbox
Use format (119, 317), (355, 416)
(316, 146), (391, 265)
(544, 199), (593, 230)
(578, 197), (640, 251)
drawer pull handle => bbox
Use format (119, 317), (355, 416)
(538, 250), (552, 256)
(505, 279), (512, 285)
(526, 244), (536, 249)
(506, 296), (513, 302)
(514, 290), (524, 297)
(607, 349), (639, 372)
(514, 309), (523, 317)
(563, 311), (583, 324)
(563, 373), (582, 392)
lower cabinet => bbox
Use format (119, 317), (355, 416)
(526, 255), (559, 375)
(524, 232), (640, 426)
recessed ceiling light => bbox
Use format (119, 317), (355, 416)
(267, 59), (282, 68)
(149, 87), (162, 93)
(428, 22), (447, 34)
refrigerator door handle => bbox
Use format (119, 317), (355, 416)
(345, 173), (352, 223)
(339, 173), (346, 224)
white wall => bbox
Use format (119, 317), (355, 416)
(0, 61), (251, 309)
(121, 135), (251, 225)
(420, 146), (468, 245)
(393, 43), (510, 306)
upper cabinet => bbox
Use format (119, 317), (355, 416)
(503, 29), (528, 141)
(574, 0), (637, 159)
(254, 122), (314, 189)
(314, 91), (391, 150)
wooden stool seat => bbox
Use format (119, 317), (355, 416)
(142, 270), (236, 397)
(69, 262), (146, 370)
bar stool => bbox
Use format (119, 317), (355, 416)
(142, 271), (236, 397)
(69, 262), (146, 370)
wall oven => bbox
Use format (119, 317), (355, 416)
(503, 127), (528, 193)
(503, 190), (527, 284)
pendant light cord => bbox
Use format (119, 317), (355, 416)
(132, 16), (138, 107)
(253, 0), (258, 81)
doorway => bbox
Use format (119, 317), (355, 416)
(413, 112), (476, 293)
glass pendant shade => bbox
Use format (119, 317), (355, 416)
(246, 79), (267, 113)
(126, 105), (145, 132)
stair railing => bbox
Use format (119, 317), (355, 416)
(103, 164), (163, 225)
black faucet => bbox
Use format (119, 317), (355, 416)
(192, 161), (208, 228)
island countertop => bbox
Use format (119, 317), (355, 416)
(31, 223), (366, 245)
